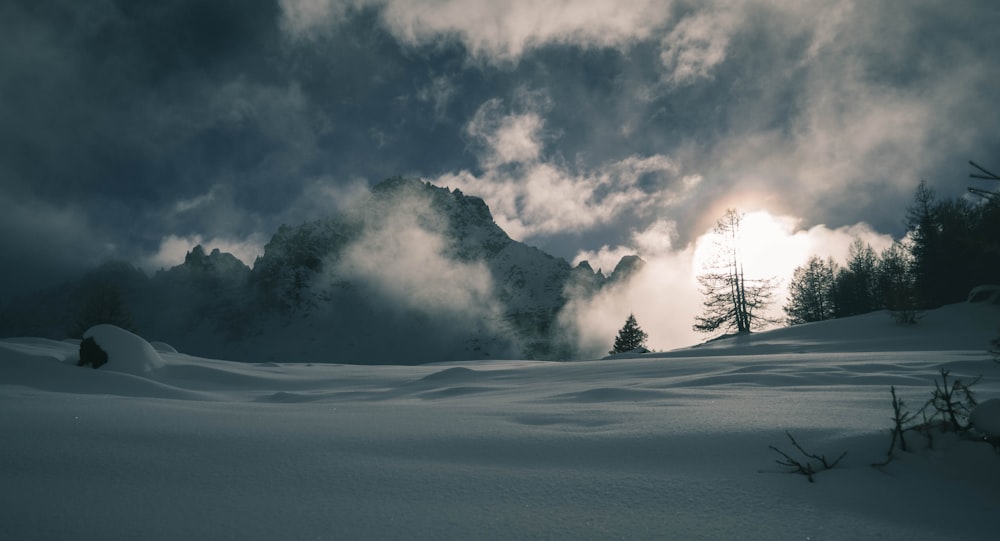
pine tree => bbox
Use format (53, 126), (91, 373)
(610, 313), (648, 354)
(876, 242), (915, 313)
(784, 256), (838, 325)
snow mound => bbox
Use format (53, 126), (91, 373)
(967, 285), (1000, 303)
(84, 324), (164, 375)
(149, 341), (178, 354)
(971, 398), (1000, 441)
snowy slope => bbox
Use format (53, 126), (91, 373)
(2, 300), (999, 540)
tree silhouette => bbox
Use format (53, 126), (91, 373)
(784, 256), (838, 325)
(694, 209), (777, 334)
(610, 313), (648, 354)
(68, 282), (137, 338)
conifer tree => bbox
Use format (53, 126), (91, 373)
(784, 256), (838, 325)
(610, 313), (648, 354)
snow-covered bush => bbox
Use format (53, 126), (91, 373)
(80, 324), (164, 375)
(77, 336), (108, 369)
(970, 398), (1000, 449)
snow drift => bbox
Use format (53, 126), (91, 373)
(2, 299), (999, 540)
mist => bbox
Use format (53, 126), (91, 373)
(560, 212), (897, 356)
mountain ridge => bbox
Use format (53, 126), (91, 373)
(1, 177), (641, 363)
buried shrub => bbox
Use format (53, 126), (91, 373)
(928, 369), (979, 432)
(769, 431), (847, 483)
(970, 399), (1000, 450)
(874, 368), (987, 466)
(77, 336), (108, 369)
(774, 368), (994, 479)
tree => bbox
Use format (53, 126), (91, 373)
(694, 209), (778, 334)
(906, 180), (950, 308)
(784, 256), (838, 325)
(610, 313), (648, 354)
(68, 282), (137, 338)
(832, 239), (880, 317)
(876, 242), (916, 314)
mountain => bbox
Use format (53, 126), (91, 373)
(0, 177), (640, 363)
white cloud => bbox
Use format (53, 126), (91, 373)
(560, 247), (703, 357)
(335, 210), (499, 316)
(465, 98), (545, 167)
(378, 0), (672, 62)
(173, 187), (219, 214)
(279, 0), (673, 62)
(660, 7), (738, 85)
(436, 98), (686, 241)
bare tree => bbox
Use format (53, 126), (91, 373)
(694, 209), (778, 334)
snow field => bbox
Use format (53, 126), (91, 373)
(2, 302), (999, 540)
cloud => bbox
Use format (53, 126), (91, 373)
(659, 6), (738, 85)
(667, 0), (1000, 237)
(560, 248), (703, 357)
(335, 212), (498, 317)
(388, 0), (672, 62)
(0, 195), (116, 300)
(319, 186), (507, 331)
(281, 0), (674, 62)
(306, 185), (522, 360)
(465, 99), (546, 167)
(278, 0), (355, 38)
(435, 97), (690, 240)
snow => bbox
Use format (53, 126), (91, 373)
(2, 301), (999, 540)
(83, 324), (165, 375)
(972, 398), (1000, 440)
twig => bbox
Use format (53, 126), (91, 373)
(770, 431), (847, 482)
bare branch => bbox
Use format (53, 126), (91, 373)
(769, 431), (846, 482)
(969, 160), (1000, 181)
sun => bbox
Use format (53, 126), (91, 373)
(692, 209), (812, 283)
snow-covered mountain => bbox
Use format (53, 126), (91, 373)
(0, 177), (638, 363)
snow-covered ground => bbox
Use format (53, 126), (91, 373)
(2, 301), (999, 540)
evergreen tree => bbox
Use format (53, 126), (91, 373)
(694, 209), (778, 334)
(906, 180), (949, 308)
(610, 313), (648, 354)
(876, 243), (915, 312)
(784, 256), (838, 325)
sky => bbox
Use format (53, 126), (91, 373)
(2, 1), (1000, 347)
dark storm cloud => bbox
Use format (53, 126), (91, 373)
(2, 0), (999, 304)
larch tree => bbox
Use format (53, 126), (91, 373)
(693, 209), (778, 334)
(610, 313), (648, 354)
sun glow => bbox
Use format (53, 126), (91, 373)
(690, 209), (897, 328)
(692, 210), (811, 282)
